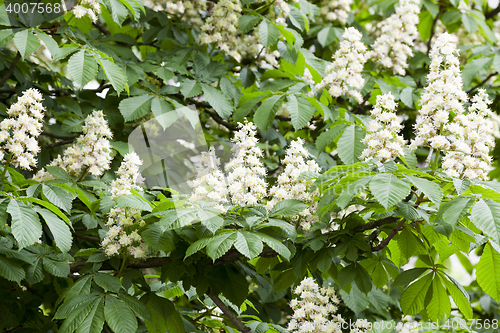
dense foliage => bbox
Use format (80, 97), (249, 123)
(3, 0), (500, 332)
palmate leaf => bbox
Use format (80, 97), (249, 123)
(104, 295), (138, 333)
(476, 242), (500, 301)
(405, 175), (443, 205)
(234, 232), (263, 260)
(470, 199), (500, 245)
(14, 29), (40, 60)
(75, 296), (105, 333)
(426, 275), (451, 321)
(442, 273), (472, 319)
(202, 84), (233, 119)
(400, 272), (433, 315)
(337, 124), (365, 165)
(7, 199), (42, 250)
(94, 273), (121, 293)
(34, 207), (72, 253)
(67, 50), (97, 87)
(369, 174), (411, 210)
(206, 232), (237, 261)
(287, 95), (314, 130)
(0, 256), (25, 283)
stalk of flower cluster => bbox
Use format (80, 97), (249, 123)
(34, 110), (113, 182)
(319, 0), (352, 24)
(410, 33), (468, 158)
(370, 0), (420, 75)
(360, 92), (406, 162)
(268, 139), (321, 231)
(72, 0), (101, 23)
(101, 152), (148, 259)
(188, 147), (229, 212)
(225, 121), (267, 206)
(288, 277), (372, 333)
(0, 88), (45, 171)
(313, 27), (368, 103)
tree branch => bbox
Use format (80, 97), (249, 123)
(204, 109), (237, 131)
(486, 5), (500, 19)
(371, 218), (406, 251)
(41, 132), (75, 140)
(427, 10), (442, 54)
(354, 216), (399, 232)
(0, 52), (21, 88)
(44, 139), (74, 149)
(466, 72), (497, 94)
(208, 292), (251, 333)
(72, 232), (100, 243)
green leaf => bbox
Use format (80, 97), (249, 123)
(45, 165), (71, 181)
(35, 30), (59, 56)
(339, 284), (369, 315)
(76, 296), (105, 333)
(197, 210), (224, 234)
(401, 273), (433, 314)
(442, 274), (472, 319)
(239, 15), (260, 33)
(477, 242), (500, 301)
(259, 19), (279, 47)
(462, 57), (492, 89)
(337, 124), (365, 165)
(119, 95), (154, 122)
(287, 95), (314, 130)
(426, 275), (451, 321)
(146, 295), (184, 333)
(185, 237), (214, 259)
(142, 224), (175, 253)
(98, 59), (127, 94)
(369, 174), (411, 210)
(119, 293), (152, 322)
(7, 200), (42, 250)
(254, 95), (284, 130)
(42, 257), (70, 277)
(400, 87), (413, 108)
(470, 199), (500, 245)
(462, 13), (478, 33)
(68, 50), (98, 87)
(116, 194), (152, 212)
(202, 84), (233, 120)
(405, 175), (443, 205)
(34, 207), (72, 253)
(206, 232), (237, 261)
(336, 176), (373, 209)
(104, 295), (138, 333)
(270, 199), (308, 216)
(437, 196), (473, 227)
(315, 124), (347, 152)
(14, 29), (40, 60)
(42, 184), (73, 213)
(317, 27), (337, 47)
(255, 232), (291, 260)
(94, 273), (121, 293)
(180, 79), (202, 98)
(58, 294), (101, 333)
(0, 256), (25, 283)
(234, 232), (263, 260)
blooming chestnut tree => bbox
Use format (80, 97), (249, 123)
(3, 0), (500, 332)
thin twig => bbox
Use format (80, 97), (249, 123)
(41, 132), (75, 140)
(0, 52), (21, 88)
(466, 72), (497, 94)
(208, 292), (251, 333)
(72, 233), (100, 242)
(372, 218), (406, 252)
(205, 109), (237, 131)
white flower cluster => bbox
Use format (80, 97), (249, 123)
(34, 110), (113, 182)
(410, 33), (468, 151)
(370, 0), (420, 75)
(319, 0), (352, 24)
(288, 277), (371, 333)
(225, 122), (268, 206)
(144, 0), (206, 27)
(198, 0), (242, 60)
(268, 139), (321, 231)
(0, 88), (45, 170)
(442, 89), (496, 180)
(102, 153), (148, 259)
(188, 147), (229, 212)
(361, 93), (406, 162)
(313, 27), (368, 103)
(72, 0), (101, 23)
